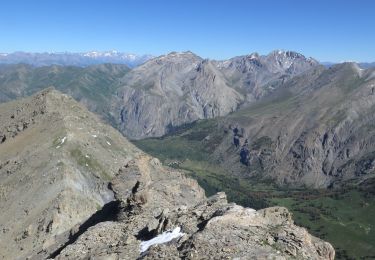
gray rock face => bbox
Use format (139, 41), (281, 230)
(53, 156), (334, 260)
(163, 63), (375, 188)
(113, 52), (244, 138)
(226, 63), (375, 188)
(0, 89), (334, 259)
(0, 89), (139, 259)
(215, 50), (319, 100)
(114, 51), (318, 138)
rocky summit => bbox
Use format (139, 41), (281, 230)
(113, 50), (318, 138)
(0, 89), (334, 259)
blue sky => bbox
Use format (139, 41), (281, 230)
(1, 0), (374, 62)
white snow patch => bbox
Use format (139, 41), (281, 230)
(140, 227), (184, 253)
(56, 136), (67, 148)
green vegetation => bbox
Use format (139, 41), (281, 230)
(269, 189), (375, 260)
(133, 64), (375, 259)
(136, 119), (224, 162)
(336, 70), (366, 95)
(0, 63), (130, 120)
(178, 160), (271, 209)
(52, 135), (67, 148)
(70, 148), (111, 180)
(134, 130), (375, 259)
(230, 89), (296, 119)
(252, 136), (273, 150)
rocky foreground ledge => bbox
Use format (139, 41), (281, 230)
(0, 89), (334, 259)
(50, 155), (334, 260)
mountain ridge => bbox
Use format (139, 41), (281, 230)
(136, 62), (375, 188)
(134, 62), (375, 258)
(0, 51), (154, 67)
(0, 88), (140, 258)
(0, 89), (334, 259)
(113, 49), (319, 138)
(0, 49), (320, 139)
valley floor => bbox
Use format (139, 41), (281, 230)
(134, 142), (375, 260)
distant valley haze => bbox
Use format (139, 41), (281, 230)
(1, 0), (375, 62)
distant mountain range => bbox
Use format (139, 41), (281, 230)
(1, 50), (375, 258)
(358, 62), (375, 69)
(0, 51), (154, 67)
(2, 50), (374, 141)
(1, 51), (374, 70)
(0, 50), (319, 139)
(321, 61), (375, 68)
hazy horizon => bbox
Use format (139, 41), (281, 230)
(2, 0), (375, 62)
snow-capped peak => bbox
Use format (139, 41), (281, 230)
(0, 51), (154, 67)
(80, 51), (153, 62)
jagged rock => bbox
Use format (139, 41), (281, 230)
(0, 90), (334, 259)
(52, 158), (334, 260)
(113, 51), (318, 139)
(0, 89), (136, 259)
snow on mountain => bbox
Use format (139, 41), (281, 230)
(0, 51), (154, 67)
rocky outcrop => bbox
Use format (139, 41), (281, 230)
(0, 89), (334, 259)
(52, 156), (334, 260)
(0, 89), (138, 259)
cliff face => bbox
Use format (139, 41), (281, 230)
(113, 51), (318, 139)
(0, 90), (334, 259)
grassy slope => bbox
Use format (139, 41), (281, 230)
(135, 119), (375, 260)
(0, 64), (130, 120)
